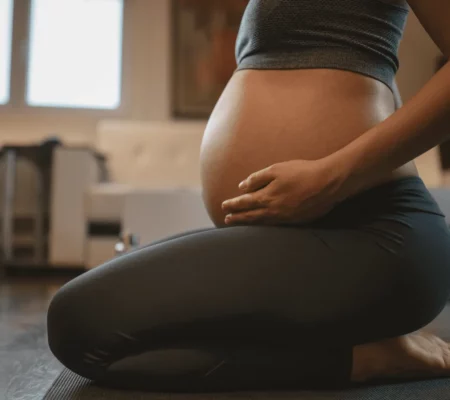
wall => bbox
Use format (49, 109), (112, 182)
(0, 1), (445, 185)
(127, 0), (172, 121)
(396, 10), (443, 187)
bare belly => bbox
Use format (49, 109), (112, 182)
(200, 69), (419, 227)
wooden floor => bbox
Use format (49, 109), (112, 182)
(1, 276), (450, 400)
(0, 276), (71, 400)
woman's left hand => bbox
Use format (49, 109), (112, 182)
(221, 159), (345, 226)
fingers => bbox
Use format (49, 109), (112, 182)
(224, 208), (273, 225)
(222, 192), (267, 213)
(239, 165), (277, 192)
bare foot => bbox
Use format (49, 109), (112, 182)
(351, 331), (450, 382)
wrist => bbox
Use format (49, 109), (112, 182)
(320, 150), (365, 203)
(322, 145), (397, 204)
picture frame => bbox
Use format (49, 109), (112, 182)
(172, 0), (248, 119)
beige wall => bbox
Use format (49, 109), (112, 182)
(0, 2), (445, 185)
(397, 11), (442, 103)
(396, 10), (443, 186)
(127, 0), (172, 121)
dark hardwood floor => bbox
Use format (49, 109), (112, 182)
(1, 276), (450, 399)
(0, 276), (71, 400)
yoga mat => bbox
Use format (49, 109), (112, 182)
(44, 368), (450, 400)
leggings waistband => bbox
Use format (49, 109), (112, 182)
(311, 176), (446, 228)
(344, 176), (443, 215)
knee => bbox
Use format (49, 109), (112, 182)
(47, 284), (82, 368)
(47, 282), (105, 380)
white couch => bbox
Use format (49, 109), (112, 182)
(84, 185), (213, 269)
(51, 120), (214, 268)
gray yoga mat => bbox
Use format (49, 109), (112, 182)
(43, 368), (450, 400)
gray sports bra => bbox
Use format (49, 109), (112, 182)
(235, 0), (409, 92)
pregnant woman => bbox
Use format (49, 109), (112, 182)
(48, 0), (450, 392)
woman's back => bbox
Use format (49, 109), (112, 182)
(200, 0), (418, 227)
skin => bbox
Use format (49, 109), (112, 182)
(200, 68), (418, 227)
(200, 0), (450, 382)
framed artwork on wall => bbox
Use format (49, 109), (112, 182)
(172, 0), (248, 119)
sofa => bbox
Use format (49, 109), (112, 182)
(50, 120), (214, 269)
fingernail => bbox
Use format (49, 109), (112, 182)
(225, 214), (232, 223)
(239, 181), (246, 189)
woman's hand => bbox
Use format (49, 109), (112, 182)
(221, 159), (345, 226)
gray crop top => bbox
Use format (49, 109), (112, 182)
(235, 0), (410, 92)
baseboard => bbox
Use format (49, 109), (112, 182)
(4, 265), (86, 278)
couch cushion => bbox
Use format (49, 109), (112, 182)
(96, 121), (207, 189)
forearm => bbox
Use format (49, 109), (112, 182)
(327, 61), (450, 200)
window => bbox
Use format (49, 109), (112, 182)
(0, 0), (14, 105)
(27, 0), (124, 109)
(2, 0), (125, 111)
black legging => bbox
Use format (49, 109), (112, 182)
(47, 176), (450, 392)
